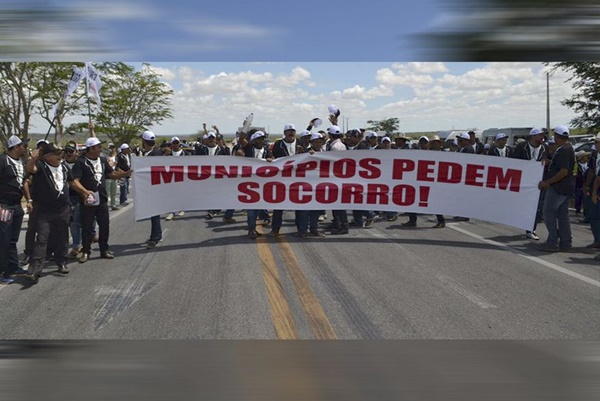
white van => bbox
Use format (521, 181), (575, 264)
(481, 127), (533, 149)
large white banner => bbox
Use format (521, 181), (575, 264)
(132, 151), (544, 231)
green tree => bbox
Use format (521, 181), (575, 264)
(366, 117), (400, 133)
(92, 62), (174, 145)
(550, 62), (600, 130)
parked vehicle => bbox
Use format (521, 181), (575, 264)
(481, 127), (533, 149)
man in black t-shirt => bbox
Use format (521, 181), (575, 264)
(0, 135), (30, 284)
(25, 143), (74, 282)
(537, 126), (575, 252)
(71, 136), (132, 263)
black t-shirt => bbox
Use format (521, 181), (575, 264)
(0, 153), (26, 206)
(548, 142), (575, 195)
(31, 161), (73, 213)
(71, 155), (114, 204)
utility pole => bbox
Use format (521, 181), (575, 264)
(546, 72), (550, 131)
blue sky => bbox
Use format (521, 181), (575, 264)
(2, 1), (581, 136)
(2, 0), (443, 61)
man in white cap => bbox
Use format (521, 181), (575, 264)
(70, 129), (132, 262)
(457, 132), (475, 153)
(243, 130), (273, 239)
(298, 130), (312, 152)
(511, 127), (550, 240)
(137, 131), (164, 248)
(0, 135), (31, 284)
(194, 131), (235, 222)
(488, 133), (512, 157)
(164, 136), (191, 221)
(537, 125), (575, 252)
(269, 124), (301, 236)
(116, 143), (132, 206)
(325, 125), (349, 234)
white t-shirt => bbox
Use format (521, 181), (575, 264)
(530, 144), (541, 161)
(86, 157), (103, 184)
(46, 163), (64, 193)
(6, 155), (24, 187)
(497, 146), (507, 157)
(207, 146), (217, 156)
(171, 149), (184, 157)
(253, 147), (265, 159)
(284, 140), (296, 156)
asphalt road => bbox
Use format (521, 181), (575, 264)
(0, 203), (598, 340)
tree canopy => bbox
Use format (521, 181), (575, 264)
(365, 118), (400, 133)
(551, 62), (600, 130)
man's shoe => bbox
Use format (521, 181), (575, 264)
(537, 243), (559, 252)
(111, 206), (120, 211)
(318, 214), (327, 222)
(594, 254), (600, 261)
(387, 215), (398, 222)
(57, 264), (69, 274)
(349, 221), (365, 228)
(309, 231), (326, 238)
(68, 246), (83, 258)
(402, 220), (417, 227)
(223, 217), (237, 224)
(248, 230), (260, 239)
(120, 202), (129, 206)
(165, 213), (174, 221)
(269, 229), (281, 237)
(177, 211), (185, 217)
(586, 242), (600, 249)
(0, 276), (15, 285)
(78, 253), (90, 263)
(19, 256), (30, 266)
(330, 226), (349, 234)
(433, 222), (445, 228)
(206, 212), (214, 220)
(297, 232), (308, 238)
(100, 251), (115, 259)
(526, 232), (540, 240)
(364, 218), (374, 227)
(145, 241), (157, 249)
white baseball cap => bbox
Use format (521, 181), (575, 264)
(300, 130), (312, 137)
(206, 132), (216, 138)
(553, 125), (570, 137)
(495, 133), (508, 140)
(250, 131), (266, 142)
(419, 135), (430, 142)
(458, 133), (471, 140)
(529, 127), (543, 136)
(310, 133), (324, 141)
(84, 137), (104, 148)
(365, 131), (378, 138)
(381, 136), (391, 143)
(327, 126), (341, 135)
(141, 130), (156, 141)
(284, 123), (296, 132)
(7, 135), (30, 148)
(119, 143), (130, 150)
(171, 136), (180, 143)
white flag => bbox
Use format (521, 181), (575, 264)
(65, 66), (85, 99)
(85, 62), (103, 107)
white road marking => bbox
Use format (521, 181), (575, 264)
(447, 223), (600, 289)
(437, 274), (497, 309)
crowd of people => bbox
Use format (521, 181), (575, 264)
(0, 115), (597, 285)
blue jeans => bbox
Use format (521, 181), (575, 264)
(542, 187), (572, 248)
(150, 215), (162, 242)
(247, 210), (259, 231)
(224, 209), (234, 219)
(589, 195), (600, 244)
(70, 195), (82, 248)
(119, 177), (129, 204)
